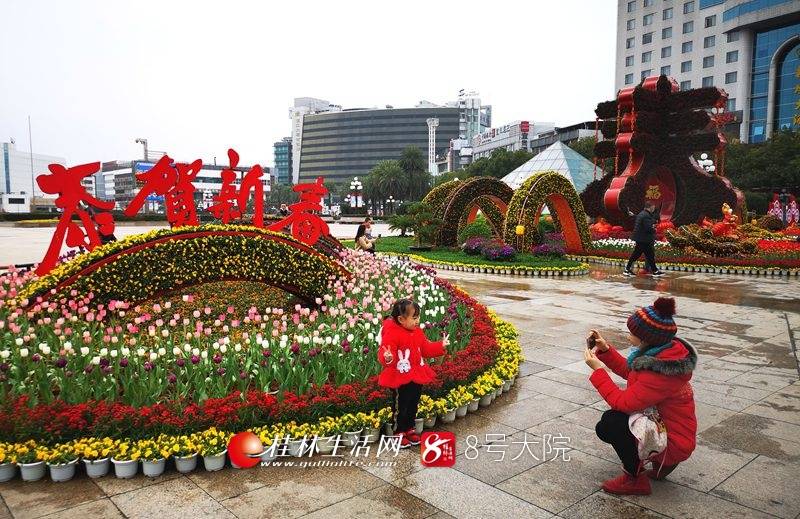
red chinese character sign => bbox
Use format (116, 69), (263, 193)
(267, 177), (330, 245)
(125, 155), (202, 227)
(35, 162), (116, 276)
(207, 149), (265, 227)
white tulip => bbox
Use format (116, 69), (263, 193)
(121, 347), (130, 356)
(234, 344), (242, 352)
(80, 346), (90, 356)
(110, 350), (118, 358)
(173, 347), (181, 356)
(183, 344), (191, 352)
(192, 348), (200, 356)
(158, 347), (166, 356)
(201, 351), (208, 359)
(220, 344), (227, 353)
(15, 338), (23, 346)
(40, 345), (51, 355)
(19, 348), (28, 358)
(0, 350), (9, 359)
(137, 348), (146, 357)
(149, 352), (158, 360)
(91, 356), (100, 365)
(63, 341), (73, 350)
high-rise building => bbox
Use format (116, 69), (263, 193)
(0, 141), (66, 198)
(615, 0), (800, 143)
(273, 137), (292, 184)
(289, 98), (341, 184)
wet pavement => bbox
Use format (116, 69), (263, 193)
(0, 267), (798, 518)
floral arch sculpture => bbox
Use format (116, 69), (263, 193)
(20, 225), (349, 306)
(436, 177), (513, 246)
(422, 179), (463, 218)
(503, 171), (591, 253)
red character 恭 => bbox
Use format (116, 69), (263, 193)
(125, 155), (202, 227)
(267, 177), (330, 245)
(35, 162), (115, 275)
(206, 149), (266, 227)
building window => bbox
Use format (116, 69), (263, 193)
(626, 37), (635, 49)
(726, 98), (736, 111)
(704, 35), (715, 48)
(727, 31), (740, 43)
(702, 76), (713, 87)
(661, 65), (671, 75)
(680, 80), (692, 89)
(705, 15), (716, 28)
(627, 0), (636, 12)
(625, 73), (634, 85)
(725, 71), (737, 83)
(703, 55), (714, 68)
(642, 51), (652, 63)
(681, 60), (692, 72)
(644, 0), (654, 6)
(643, 32), (653, 44)
(683, 21), (694, 33)
(663, 7), (673, 20)
(683, 1), (695, 13)
(661, 46), (672, 58)
(626, 55), (634, 66)
(726, 50), (738, 63)
(642, 69), (652, 79)
(662, 27), (673, 39)
(643, 13), (654, 26)
(682, 41), (693, 53)
(627, 18), (636, 30)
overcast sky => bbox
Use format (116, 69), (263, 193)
(0, 0), (617, 168)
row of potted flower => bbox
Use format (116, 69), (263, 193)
(0, 310), (521, 482)
(571, 254), (800, 276)
(389, 253), (590, 277)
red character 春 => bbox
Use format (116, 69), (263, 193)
(125, 155), (202, 227)
(35, 162), (115, 276)
(267, 177), (330, 245)
(206, 149), (265, 227)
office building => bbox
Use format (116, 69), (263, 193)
(615, 0), (799, 142)
(0, 141), (66, 203)
(471, 121), (556, 160)
(273, 137), (292, 184)
(528, 121), (598, 154)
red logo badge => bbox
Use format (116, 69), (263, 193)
(420, 432), (456, 467)
(228, 432), (263, 469)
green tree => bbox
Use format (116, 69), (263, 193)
(387, 213), (414, 237)
(368, 160), (408, 205)
(569, 136), (614, 173)
(463, 148), (533, 178)
(725, 130), (800, 190)
(399, 146), (431, 201)
(407, 202), (442, 247)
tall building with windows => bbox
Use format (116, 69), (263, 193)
(615, 0), (800, 142)
(273, 137), (292, 184)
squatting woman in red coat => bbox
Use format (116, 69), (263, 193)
(584, 297), (697, 496)
(378, 299), (448, 448)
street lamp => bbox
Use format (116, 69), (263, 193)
(349, 177), (363, 208)
(135, 138), (148, 161)
(698, 153), (716, 174)
(386, 195), (396, 215)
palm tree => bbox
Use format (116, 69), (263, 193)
(371, 160), (409, 201)
(399, 147), (431, 201)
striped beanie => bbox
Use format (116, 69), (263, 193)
(627, 297), (677, 346)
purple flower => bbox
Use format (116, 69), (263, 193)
(190, 354), (200, 365)
(362, 347), (369, 354)
(262, 349), (271, 358)
(101, 365), (113, 375)
(84, 365), (94, 374)
(0, 363), (8, 372)
(99, 357), (110, 368)
(343, 344), (351, 353)
(239, 370), (247, 380)
(119, 358), (129, 368)
(31, 354), (41, 363)
(260, 359), (268, 367)
(308, 348), (318, 358)
(176, 358), (185, 367)
(213, 354), (222, 364)
(167, 372), (177, 384)
(143, 361), (153, 371)
(55, 357), (67, 368)
(216, 367), (226, 376)
(290, 343), (300, 355)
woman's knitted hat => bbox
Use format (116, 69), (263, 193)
(627, 297), (677, 346)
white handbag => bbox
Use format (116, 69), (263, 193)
(628, 407), (667, 461)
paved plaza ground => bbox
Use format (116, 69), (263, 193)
(0, 261), (798, 518)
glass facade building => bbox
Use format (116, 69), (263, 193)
(273, 137), (292, 184)
(296, 108), (460, 183)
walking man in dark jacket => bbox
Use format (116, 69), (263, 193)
(624, 203), (663, 276)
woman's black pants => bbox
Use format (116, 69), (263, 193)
(595, 409), (641, 474)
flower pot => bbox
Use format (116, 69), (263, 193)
(493, 388), (501, 398)
(383, 422), (396, 436)
(423, 416), (437, 429)
(315, 436), (337, 455)
(287, 439), (307, 457)
(84, 458), (110, 479)
(203, 449), (227, 472)
(260, 444), (278, 462)
(142, 458), (166, 478)
(111, 458), (138, 479)
(342, 429), (363, 447)
(468, 398), (480, 412)
(440, 409), (457, 423)
(48, 459), (77, 482)
(19, 461), (46, 482)
(0, 462), (16, 482)
(455, 404), (468, 418)
(175, 454), (198, 474)
(503, 379), (513, 392)
(414, 418), (424, 434)
(363, 427), (380, 444)
(479, 394), (493, 407)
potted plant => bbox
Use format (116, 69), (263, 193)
(171, 435), (199, 474)
(15, 442), (46, 482)
(407, 202), (442, 251)
(287, 423), (315, 457)
(0, 443), (17, 482)
(139, 439), (169, 478)
(257, 430), (278, 462)
(110, 440), (139, 479)
(46, 446), (79, 482)
(340, 414), (363, 447)
(79, 437), (113, 478)
(314, 419), (340, 455)
(360, 413), (381, 444)
(199, 428), (228, 472)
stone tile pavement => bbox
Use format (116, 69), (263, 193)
(1, 266), (798, 518)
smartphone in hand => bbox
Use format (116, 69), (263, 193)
(586, 331), (598, 350)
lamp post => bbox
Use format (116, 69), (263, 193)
(386, 195), (396, 215)
(349, 177), (363, 209)
(698, 153), (716, 174)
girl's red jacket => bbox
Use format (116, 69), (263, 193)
(377, 318), (445, 389)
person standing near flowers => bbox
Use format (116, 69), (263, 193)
(584, 297), (697, 495)
(624, 203), (663, 277)
(378, 299), (448, 448)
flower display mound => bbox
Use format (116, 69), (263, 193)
(0, 249), (522, 451)
(18, 225), (348, 307)
(423, 179), (463, 218)
(503, 171), (591, 253)
(436, 177), (512, 247)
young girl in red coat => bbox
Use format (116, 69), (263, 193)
(378, 299), (448, 448)
(584, 296), (697, 495)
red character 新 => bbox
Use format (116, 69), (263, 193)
(125, 155), (202, 227)
(206, 149), (265, 227)
(267, 177), (330, 245)
(35, 162), (115, 276)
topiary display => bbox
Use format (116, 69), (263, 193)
(666, 224), (758, 256)
(757, 214), (785, 232)
(436, 177), (512, 246)
(457, 214), (493, 244)
(503, 171), (590, 253)
(423, 180), (462, 219)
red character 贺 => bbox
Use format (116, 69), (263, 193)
(125, 155), (202, 227)
(35, 162), (116, 275)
